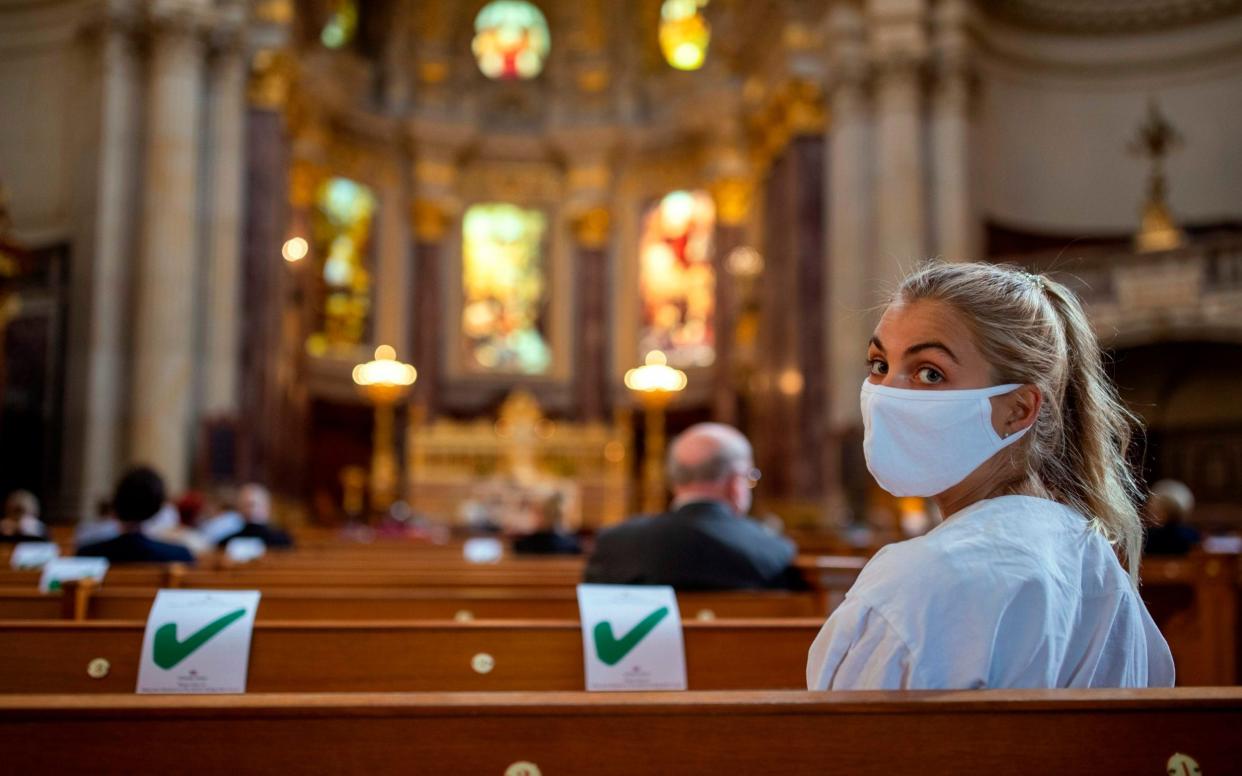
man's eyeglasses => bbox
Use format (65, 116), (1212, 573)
(739, 467), (762, 489)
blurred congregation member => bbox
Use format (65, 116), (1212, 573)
(1144, 479), (1200, 556)
(77, 467), (195, 564)
(0, 490), (48, 542)
(216, 483), (293, 549)
(513, 493), (581, 556)
(584, 423), (797, 589)
(807, 262), (1173, 690)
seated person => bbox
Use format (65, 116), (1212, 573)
(584, 423), (797, 589)
(1144, 479), (1200, 556)
(513, 494), (582, 556)
(806, 261), (1172, 690)
(216, 483), (293, 549)
(1, 490), (49, 542)
(77, 467), (195, 564)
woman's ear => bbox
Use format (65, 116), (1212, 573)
(1005, 385), (1042, 435)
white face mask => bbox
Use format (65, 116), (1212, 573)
(860, 380), (1031, 497)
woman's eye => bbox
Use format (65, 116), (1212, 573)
(867, 359), (887, 377)
(916, 367), (944, 384)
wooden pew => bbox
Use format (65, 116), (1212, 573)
(1141, 553), (1241, 686)
(1, 689), (1237, 775)
(0, 583), (825, 621)
(0, 619), (821, 693)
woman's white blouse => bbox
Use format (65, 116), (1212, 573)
(807, 495), (1176, 690)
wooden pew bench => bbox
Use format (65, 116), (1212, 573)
(0, 583), (825, 621)
(0, 619), (821, 693)
(1, 689), (1237, 775)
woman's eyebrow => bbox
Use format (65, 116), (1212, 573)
(868, 336), (884, 352)
(905, 341), (960, 364)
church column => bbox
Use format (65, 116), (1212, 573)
(72, 4), (141, 514)
(930, 0), (977, 260)
(410, 197), (448, 417)
(374, 168), (411, 355)
(869, 0), (928, 283)
(129, 2), (209, 492)
(708, 127), (754, 427)
(570, 205), (610, 422)
(824, 1), (873, 524)
(202, 6), (247, 419)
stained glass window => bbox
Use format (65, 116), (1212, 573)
(306, 177), (376, 353)
(472, 1), (551, 80)
(461, 203), (551, 374)
(639, 190), (716, 367)
(659, 0), (710, 71)
(320, 0), (358, 49)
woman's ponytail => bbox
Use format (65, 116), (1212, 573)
(1038, 279), (1145, 585)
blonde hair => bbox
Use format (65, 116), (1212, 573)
(896, 261), (1145, 585)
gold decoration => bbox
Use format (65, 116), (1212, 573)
(418, 59), (450, 85)
(710, 177), (754, 227)
(289, 160), (326, 209)
(411, 198), (450, 241)
(576, 66), (610, 94)
(248, 49), (293, 109)
(573, 207), (611, 249)
(253, 0), (293, 24)
(1130, 100), (1186, 253)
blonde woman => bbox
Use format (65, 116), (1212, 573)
(807, 262), (1174, 689)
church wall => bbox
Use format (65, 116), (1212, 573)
(974, 16), (1242, 235)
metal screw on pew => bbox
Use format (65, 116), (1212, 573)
(1167, 753), (1202, 776)
(454, 609), (475, 622)
(87, 658), (110, 679)
(471, 653), (495, 674)
(504, 762), (541, 776)
(696, 609), (716, 621)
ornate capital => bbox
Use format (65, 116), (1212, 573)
(411, 198), (451, 242)
(248, 48), (293, 109)
(572, 207), (611, 250)
(710, 177), (755, 228)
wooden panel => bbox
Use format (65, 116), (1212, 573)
(1, 689), (1238, 775)
(0, 587), (823, 621)
(0, 619), (821, 693)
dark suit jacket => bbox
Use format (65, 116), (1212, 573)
(77, 531), (195, 564)
(513, 530), (582, 556)
(218, 522), (294, 549)
(583, 500), (799, 590)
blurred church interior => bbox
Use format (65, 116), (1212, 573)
(1, 0), (1240, 539)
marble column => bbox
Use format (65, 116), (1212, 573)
(73, 8), (141, 513)
(571, 207), (610, 422)
(129, 8), (207, 492)
(709, 176), (752, 427)
(824, 1), (872, 524)
(203, 23), (246, 418)
(930, 0), (977, 261)
(374, 170), (411, 356)
(869, 0), (928, 285)
(410, 198), (448, 417)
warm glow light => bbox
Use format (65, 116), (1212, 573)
(282, 236), (308, 262)
(659, 0), (710, 71)
(352, 345), (417, 387)
(472, 1), (551, 80)
(624, 350), (688, 394)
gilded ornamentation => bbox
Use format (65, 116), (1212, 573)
(710, 177), (754, 227)
(412, 198), (450, 241)
(573, 207), (612, 249)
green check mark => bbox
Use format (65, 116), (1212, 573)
(593, 606), (669, 666)
(153, 608), (247, 670)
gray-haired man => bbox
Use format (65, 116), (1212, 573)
(584, 423), (798, 589)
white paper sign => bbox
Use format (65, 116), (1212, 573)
(225, 537), (266, 563)
(11, 542), (59, 570)
(463, 537), (503, 564)
(576, 584), (686, 692)
(39, 557), (108, 593)
(137, 589), (261, 694)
